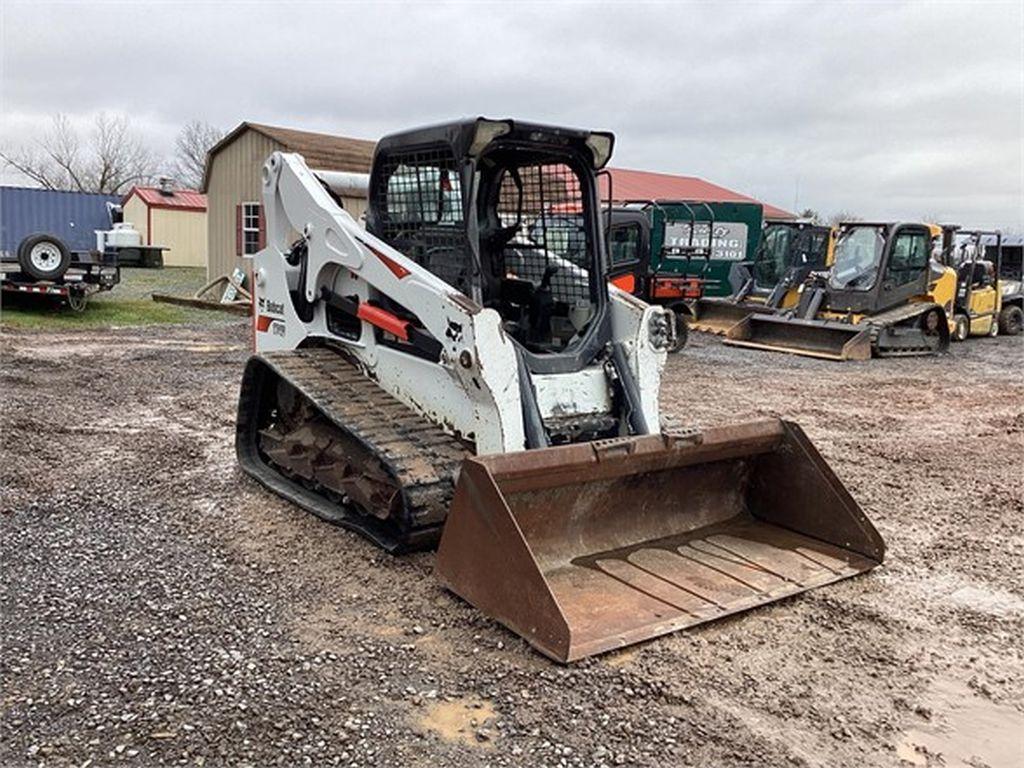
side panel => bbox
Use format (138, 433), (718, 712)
(151, 208), (208, 268)
(649, 202), (765, 297)
(608, 287), (666, 430)
(0, 187), (119, 256)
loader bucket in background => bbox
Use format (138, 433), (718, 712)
(435, 420), (884, 663)
(688, 298), (761, 335)
(725, 314), (873, 361)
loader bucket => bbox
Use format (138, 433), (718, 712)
(725, 314), (873, 361)
(689, 298), (763, 335)
(436, 419), (884, 663)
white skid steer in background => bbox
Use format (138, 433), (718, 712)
(236, 118), (884, 662)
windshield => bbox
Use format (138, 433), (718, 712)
(753, 225), (794, 288)
(829, 226), (885, 290)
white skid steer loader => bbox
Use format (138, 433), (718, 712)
(236, 118), (885, 662)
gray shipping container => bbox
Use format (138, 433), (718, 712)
(1, 186), (120, 258)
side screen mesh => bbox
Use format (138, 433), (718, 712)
(499, 163), (592, 305)
(374, 147), (471, 294)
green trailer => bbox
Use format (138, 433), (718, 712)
(609, 200), (764, 298)
(536, 200), (764, 350)
(605, 200), (764, 350)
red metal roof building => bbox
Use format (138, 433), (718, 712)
(122, 186), (207, 211)
(607, 168), (794, 220)
(121, 185), (208, 267)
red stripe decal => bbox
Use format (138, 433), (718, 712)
(365, 243), (411, 279)
(255, 315), (274, 332)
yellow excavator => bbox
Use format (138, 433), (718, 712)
(236, 118), (885, 662)
(689, 220), (835, 334)
(726, 221), (956, 360)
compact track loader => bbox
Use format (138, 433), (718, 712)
(690, 220), (834, 335)
(236, 118), (885, 662)
(726, 222), (954, 361)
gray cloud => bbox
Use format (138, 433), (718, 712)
(2, 0), (1021, 228)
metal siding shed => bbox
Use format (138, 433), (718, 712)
(120, 186), (208, 268)
(202, 123), (375, 280)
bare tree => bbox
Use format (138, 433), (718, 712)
(1, 113), (160, 194)
(798, 208), (821, 224)
(827, 210), (862, 227)
(172, 120), (224, 190)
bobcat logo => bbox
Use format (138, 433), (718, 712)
(445, 320), (463, 343)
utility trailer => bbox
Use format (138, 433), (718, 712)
(1, 252), (120, 311)
(1, 186), (127, 310)
(609, 200), (764, 298)
(604, 200), (765, 349)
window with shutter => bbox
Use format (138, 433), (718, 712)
(241, 202), (262, 255)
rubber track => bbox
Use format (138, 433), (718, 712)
(866, 301), (946, 356)
(254, 347), (469, 549)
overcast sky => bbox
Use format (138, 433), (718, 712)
(2, 1), (1021, 229)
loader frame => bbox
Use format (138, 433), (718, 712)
(250, 121), (670, 456)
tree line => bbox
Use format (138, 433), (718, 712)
(3, 115), (872, 224)
(0, 114), (224, 194)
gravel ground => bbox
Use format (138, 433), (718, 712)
(1, 323), (1022, 767)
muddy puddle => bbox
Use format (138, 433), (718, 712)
(10, 337), (244, 360)
(897, 678), (1023, 766)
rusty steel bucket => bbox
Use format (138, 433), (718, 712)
(688, 298), (763, 335)
(435, 419), (884, 662)
(725, 314), (873, 361)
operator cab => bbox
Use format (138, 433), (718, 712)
(753, 221), (831, 292)
(829, 224), (887, 291)
(367, 118), (614, 364)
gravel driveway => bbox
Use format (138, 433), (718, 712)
(2, 323), (1021, 767)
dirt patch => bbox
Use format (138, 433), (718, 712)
(416, 698), (498, 748)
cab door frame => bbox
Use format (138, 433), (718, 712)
(606, 208), (650, 297)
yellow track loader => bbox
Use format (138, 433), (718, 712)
(726, 222), (955, 360)
(235, 118), (885, 662)
(689, 220), (834, 334)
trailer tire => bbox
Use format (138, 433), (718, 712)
(998, 305), (1022, 336)
(17, 234), (71, 282)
